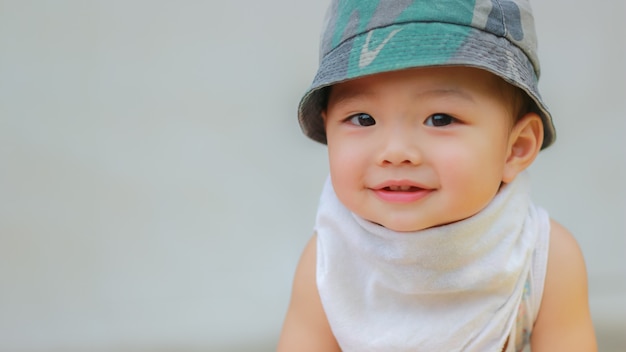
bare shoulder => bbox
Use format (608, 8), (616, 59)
(277, 234), (340, 352)
(530, 219), (597, 351)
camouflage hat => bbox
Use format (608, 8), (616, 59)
(298, 0), (555, 149)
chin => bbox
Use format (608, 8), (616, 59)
(377, 220), (429, 233)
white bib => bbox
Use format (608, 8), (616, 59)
(315, 172), (549, 351)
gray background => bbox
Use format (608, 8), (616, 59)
(0, 0), (624, 351)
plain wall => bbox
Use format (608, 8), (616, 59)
(0, 0), (624, 351)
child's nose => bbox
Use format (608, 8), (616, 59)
(377, 127), (423, 167)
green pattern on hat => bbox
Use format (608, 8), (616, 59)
(346, 23), (471, 78)
(330, 1), (380, 49)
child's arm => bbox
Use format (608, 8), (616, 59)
(277, 234), (341, 352)
(530, 220), (597, 351)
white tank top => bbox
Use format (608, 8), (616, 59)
(315, 172), (550, 352)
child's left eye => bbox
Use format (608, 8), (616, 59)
(424, 113), (456, 127)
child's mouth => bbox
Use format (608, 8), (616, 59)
(384, 185), (422, 192)
(373, 183), (432, 203)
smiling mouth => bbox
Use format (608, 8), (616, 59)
(371, 180), (433, 203)
(384, 185), (423, 192)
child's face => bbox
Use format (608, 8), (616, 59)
(323, 66), (519, 232)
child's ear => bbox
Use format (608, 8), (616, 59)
(321, 109), (330, 127)
(502, 112), (544, 183)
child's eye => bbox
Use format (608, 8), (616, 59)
(424, 113), (456, 127)
(347, 113), (376, 127)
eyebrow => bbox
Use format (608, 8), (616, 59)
(329, 90), (374, 110)
(330, 86), (475, 109)
(415, 88), (475, 102)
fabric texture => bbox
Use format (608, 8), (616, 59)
(315, 171), (550, 351)
(298, 0), (555, 149)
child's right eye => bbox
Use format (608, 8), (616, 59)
(347, 113), (376, 126)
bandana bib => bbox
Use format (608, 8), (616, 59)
(315, 172), (549, 351)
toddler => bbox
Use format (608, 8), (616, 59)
(278, 0), (596, 351)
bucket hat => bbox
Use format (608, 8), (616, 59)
(298, 0), (555, 149)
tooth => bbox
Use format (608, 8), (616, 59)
(401, 185), (410, 191)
